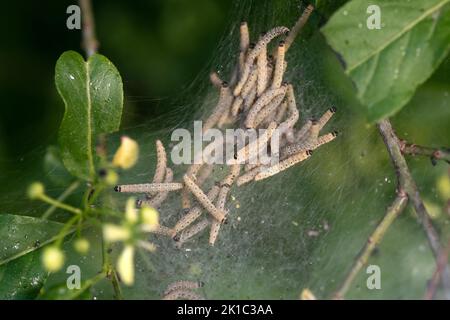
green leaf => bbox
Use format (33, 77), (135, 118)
(321, 0), (450, 121)
(55, 51), (123, 180)
(0, 250), (48, 299)
(37, 282), (92, 300)
(43, 146), (73, 187)
(0, 214), (65, 265)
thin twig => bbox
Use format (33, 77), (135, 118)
(378, 121), (443, 256)
(79, 0), (99, 57)
(333, 194), (408, 299)
(378, 119), (450, 299)
(399, 140), (450, 165)
(425, 239), (450, 300)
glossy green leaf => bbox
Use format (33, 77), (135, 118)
(0, 214), (65, 265)
(55, 51), (123, 180)
(0, 250), (48, 299)
(322, 0), (450, 121)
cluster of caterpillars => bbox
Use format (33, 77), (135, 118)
(114, 5), (337, 249)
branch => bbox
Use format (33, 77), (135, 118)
(79, 0), (99, 57)
(425, 239), (450, 300)
(378, 120), (442, 255)
(378, 119), (450, 299)
(333, 119), (450, 299)
(400, 140), (450, 165)
(333, 194), (408, 299)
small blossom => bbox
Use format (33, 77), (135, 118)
(125, 197), (138, 224)
(140, 206), (159, 232)
(103, 198), (159, 287)
(103, 224), (130, 242)
(42, 246), (65, 272)
(113, 136), (139, 169)
(117, 245), (135, 286)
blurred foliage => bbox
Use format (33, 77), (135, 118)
(0, 0), (231, 177)
(322, 0), (450, 122)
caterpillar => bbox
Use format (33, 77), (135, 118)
(281, 131), (338, 158)
(183, 175), (226, 222)
(233, 26), (289, 96)
(203, 82), (233, 132)
(236, 165), (263, 186)
(162, 289), (205, 300)
(175, 218), (210, 248)
(277, 84), (299, 136)
(255, 150), (312, 181)
(245, 85), (287, 128)
(284, 5), (314, 51)
(256, 43), (268, 96)
(253, 92), (286, 128)
(164, 280), (204, 296)
(231, 96), (244, 116)
(173, 184), (220, 235)
(297, 120), (320, 148)
(271, 41), (286, 89)
(316, 107), (337, 131)
(115, 182), (183, 193)
(143, 224), (175, 237)
(234, 121), (278, 163)
(137, 167), (174, 208)
(241, 66), (258, 98)
(209, 71), (222, 88)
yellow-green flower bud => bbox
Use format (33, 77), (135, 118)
(42, 246), (65, 272)
(74, 238), (90, 254)
(27, 182), (45, 200)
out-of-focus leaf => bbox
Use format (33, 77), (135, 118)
(37, 282), (92, 300)
(0, 214), (65, 265)
(55, 51), (123, 180)
(43, 146), (73, 187)
(0, 250), (48, 299)
(322, 0), (450, 121)
(315, 0), (349, 19)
